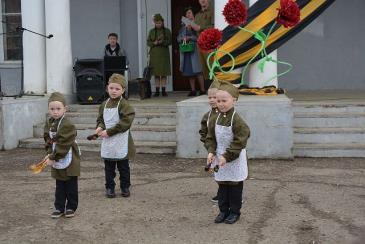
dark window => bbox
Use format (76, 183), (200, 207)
(1, 0), (22, 60)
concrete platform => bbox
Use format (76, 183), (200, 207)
(176, 95), (293, 159)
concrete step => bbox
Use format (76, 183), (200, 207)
(293, 143), (365, 157)
(64, 112), (176, 125)
(18, 138), (176, 154)
(68, 104), (177, 114)
(34, 123), (176, 142)
(293, 112), (365, 128)
(293, 101), (365, 114)
(294, 127), (365, 144)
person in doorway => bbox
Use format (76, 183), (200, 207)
(205, 81), (250, 224)
(177, 7), (206, 96)
(147, 14), (172, 97)
(104, 33), (126, 57)
(95, 73), (135, 198)
(192, 0), (214, 82)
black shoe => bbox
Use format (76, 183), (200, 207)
(161, 87), (168, 97)
(106, 188), (116, 198)
(199, 91), (206, 95)
(224, 213), (240, 224)
(211, 195), (218, 203)
(214, 212), (228, 223)
(154, 92), (160, 97)
(121, 188), (130, 197)
(51, 210), (64, 219)
(188, 91), (196, 97)
(65, 209), (75, 218)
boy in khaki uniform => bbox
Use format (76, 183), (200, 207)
(199, 82), (220, 202)
(44, 92), (81, 218)
(206, 81), (250, 224)
(96, 73), (135, 198)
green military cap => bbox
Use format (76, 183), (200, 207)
(218, 81), (239, 100)
(154, 13), (164, 22)
(209, 79), (221, 89)
(48, 92), (66, 105)
(108, 73), (127, 88)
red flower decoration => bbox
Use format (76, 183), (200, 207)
(223, 0), (248, 26)
(197, 28), (222, 52)
(276, 0), (300, 28)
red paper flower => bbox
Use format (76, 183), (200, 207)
(276, 0), (300, 28)
(197, 28), (222, 52)
(223, 0), (248, 26)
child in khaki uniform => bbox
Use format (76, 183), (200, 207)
(44, 92), (81, 218)
(206, 81), (250, 224)
(96, 73), (135, 198)
(199, 83), (219, 202)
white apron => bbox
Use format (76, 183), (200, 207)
(213, 111), (248, 182)
(101, 97), (129, 159)
(50, 115), (78, 169)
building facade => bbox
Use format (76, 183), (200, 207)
(0, 0), (364, 97)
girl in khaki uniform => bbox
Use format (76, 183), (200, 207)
(147, 14), (172, 97)
(44, 92), (81, 218)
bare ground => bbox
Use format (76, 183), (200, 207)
(0, 148), (364, 244)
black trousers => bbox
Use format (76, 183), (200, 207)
(104, 159), (130, 190)
(217, 181), (243, 215)
(55, 176), (78, 212)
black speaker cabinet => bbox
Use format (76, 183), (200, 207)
(104, 56), (126, 83)
(74, 59), (105, 104)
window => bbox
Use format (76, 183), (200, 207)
(1, 0), (22, 61)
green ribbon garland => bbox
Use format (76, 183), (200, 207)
(206, 49), (236, 81)
(239, 22), (293, 86)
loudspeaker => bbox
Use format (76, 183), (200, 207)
(76, 74), (105, 104)
(104, 56), (126, 83)
(73, 59), (105, 104)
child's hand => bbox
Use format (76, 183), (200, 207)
(95, 127), (103, 135)
(207, 153), (215, 164)
(45, 158), (55, 166)
(100, 130), (109, 138)
(218, 156), (226, 167)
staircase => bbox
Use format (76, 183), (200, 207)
(19, 103), (177, 154)
(293, 100), (365, 157)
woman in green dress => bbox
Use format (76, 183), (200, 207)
(147, 14), (172, 97)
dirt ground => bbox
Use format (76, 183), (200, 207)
(0, 148), (364, 244)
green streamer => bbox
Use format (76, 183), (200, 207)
(207, 49), (236, 81)
(239, 21), (294, 87)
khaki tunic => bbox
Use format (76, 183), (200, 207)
(44, 117), (81, 181)
(147, 27), (172, 76)
(205, 108), (250, 162)
(195, 6), (215, 80)
(96, 97), (136, 160)
(199, 108), (219, 150)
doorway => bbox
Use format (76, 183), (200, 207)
(171, 0), (201, 91)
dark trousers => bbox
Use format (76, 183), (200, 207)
(217, 181), (243, 215)
(104, 159), (130, 190)
(55, 176), (78, 212)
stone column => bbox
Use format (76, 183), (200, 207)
(44, 0), (73, 96)
(248, 0), (278, 88)
(21, 0), (46, 94)
(214, 0), (227, 29)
